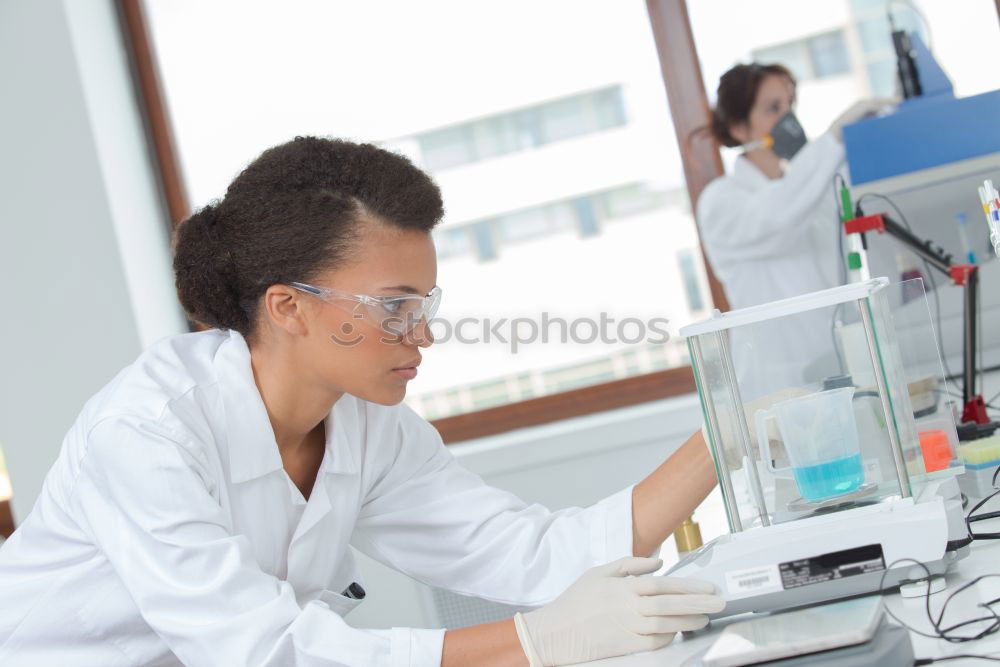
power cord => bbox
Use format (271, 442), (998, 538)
(989, 388), (1000, 411)
(881, 468), (1000, 663)
(878, 558), (1000, 664)
(940, 388), (1000, 414)
(886, 0), (935, 52)
(966, 465), (1000, 541)
(915, 655), (1000, 664)
(855, 193), (958, 388)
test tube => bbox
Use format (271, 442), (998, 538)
(980, 183), (1000, 259)
(955, 213), (976, 265)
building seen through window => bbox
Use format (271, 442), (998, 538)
(415, 86), (626, 172)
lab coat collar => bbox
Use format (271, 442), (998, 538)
(215, 331), (285, 484)
(215, 330), (358, 484)
(324, 400), (358, 476)
(732, 154), (770, 190)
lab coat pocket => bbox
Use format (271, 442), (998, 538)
(314, 588), (364, 617)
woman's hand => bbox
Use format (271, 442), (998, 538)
(513, 556), (724, 666)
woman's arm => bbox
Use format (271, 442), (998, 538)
(442, 620), (527, 667)
(698, 134), (845, 263)
(631, 430), (717, 557)
(353, 407), (639, 608)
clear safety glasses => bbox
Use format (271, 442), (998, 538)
(289, 281), (442, 336)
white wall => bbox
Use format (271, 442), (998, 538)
(0, 0), (186, 521)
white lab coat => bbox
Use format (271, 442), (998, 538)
(696, 133), (847, 398)
(0, 330), (638, 666)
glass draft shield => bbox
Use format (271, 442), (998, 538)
(681, 277), (958, 534)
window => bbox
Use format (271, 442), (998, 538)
(543, 358), (616, 393)
(415, 86), (627, 172)
(471, 222), (498, 262)
(595, 183), (676, 222)
(678, 249), (705, 312)
(433, 227), (472, 261)
(434, 182), (683, 265)
(808, 31), (852, 78)
(753, 41), (813, 81)
(419, 125), (477, 172)
(573, 197), (599, 238)
(752, 30), (850, 82)
(469, 379), (513, 410)
(495, 201), (576, 245)
(144, 0), (715, 425)
(851, 0), (927, 97)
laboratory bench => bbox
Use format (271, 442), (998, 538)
(575, 512), (1000, 667)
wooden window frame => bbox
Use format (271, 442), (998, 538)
(115, 0), (724, 447)
(0, 501), (13, 540)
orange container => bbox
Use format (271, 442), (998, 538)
(919, 430), (952, 472)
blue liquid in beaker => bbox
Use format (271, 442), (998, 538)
(792, 453), (864, 501)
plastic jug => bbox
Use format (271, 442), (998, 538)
(754, 387), (864, 501)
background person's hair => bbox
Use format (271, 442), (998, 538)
(693, 62), (797, 148)
(172, 136), (444, 339)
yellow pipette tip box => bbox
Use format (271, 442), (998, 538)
(958, 434), (1000, 467)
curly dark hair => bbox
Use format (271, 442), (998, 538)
(691, 63), (796, 148)
(173, 136), (444, 338)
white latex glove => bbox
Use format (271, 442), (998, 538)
(828, 97), (899, 142)
(513, 556), (725, 666)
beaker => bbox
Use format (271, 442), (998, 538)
(754, 387), (864, 501)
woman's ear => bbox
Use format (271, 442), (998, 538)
(263, 284), (310, 336)
(729, 121), (750, 145)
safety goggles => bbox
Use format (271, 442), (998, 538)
(289, 281), (442, 336)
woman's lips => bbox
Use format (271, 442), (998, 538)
(392, 367), (418, 380)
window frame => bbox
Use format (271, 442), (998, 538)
(117, 0), (729, 445)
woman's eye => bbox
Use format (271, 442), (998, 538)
(382, 300), (402, 314)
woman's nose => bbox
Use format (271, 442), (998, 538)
(404, 316), (434, 348)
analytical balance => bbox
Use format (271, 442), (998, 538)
(668, 278), (970, 617)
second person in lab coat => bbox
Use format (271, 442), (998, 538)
(0, 137), (724, 667)
(696, 63), (890, 397)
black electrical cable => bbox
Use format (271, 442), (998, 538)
(886, 0), (935, 51)
(878, 473), (1000, 662)
(947, 365), (1000, 384)
(966, 466), (1000, 541)
(915, 655), (1000, 664)
(878, 557), (1000, 667)
(978, 281), (985, 397)
(989, 388), (1000, 409)
(940, 389), (1000, 413)
(855, 193), (958, 385)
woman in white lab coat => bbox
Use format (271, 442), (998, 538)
(696, 63), (888, 398)
(0, 137), (723, 666)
